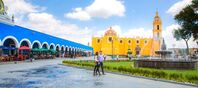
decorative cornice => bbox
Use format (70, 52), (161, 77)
(0, 14), (14, 25)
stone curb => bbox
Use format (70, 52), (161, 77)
(60, 64), (198, 87)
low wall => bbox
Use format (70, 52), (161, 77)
(134, 59), (198, 70)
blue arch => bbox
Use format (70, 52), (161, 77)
(0, 23), (93, 51)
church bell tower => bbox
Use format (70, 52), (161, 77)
(152, 11), (162, 55)
(153, 11), (162, 41)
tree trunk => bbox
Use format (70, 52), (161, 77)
(185, 40), (189, 55)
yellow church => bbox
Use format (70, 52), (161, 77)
(92, 11), (162, 57)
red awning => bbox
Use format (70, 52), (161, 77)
(19, 46), (31, 50)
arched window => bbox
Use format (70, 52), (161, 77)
(109, 37), (112, 42)
(128, 40), (131, 44)
(120, 40), (122, 43)
(145, 40), (147, 44)
(137, 40), (139, 44)
(97, 39), (100, 43)
(157, 25), (160, 30)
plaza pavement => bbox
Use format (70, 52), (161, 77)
(0, 57), (197, 88)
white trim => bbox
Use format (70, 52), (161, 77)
(61, 45), (65, 51)
(32, 40), (41, 49)
(42, 42), (49, 49)
(49, 43), (55, 50)
(0, 39), (2, 46)
(2, 36), (19, 48)
(55, 44), (61, 51)
(19, 38), (31, 48)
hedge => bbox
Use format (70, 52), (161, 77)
(62, 60), (198, 84)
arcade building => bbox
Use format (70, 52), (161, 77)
(0, 0), (93, 61)
(92, 11), (162, 57)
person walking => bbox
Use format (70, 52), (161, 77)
(93, 52), (100, 75)
(98, 51), (105, 75)
(14, 53), (18, 64)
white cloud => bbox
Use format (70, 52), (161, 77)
(27, 12), (92, 45)
(167, 0), (192, 16)
(3, 0), (45, 25)
(122, 28), (152, 38)
(112, 25), (122, 36)
(3, 0), (92, 45)
(163, 24), (197, 48)
(95, 25), (152, 38)
(4, 0), (39, 14)
(65, 0), (125, 21)
(65, 8), (91, 21)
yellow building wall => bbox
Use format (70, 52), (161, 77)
(92, 36), (156, 56)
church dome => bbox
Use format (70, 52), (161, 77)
(104, 27), (117, 36)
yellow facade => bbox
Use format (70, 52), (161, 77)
(92, 11), (162, 56)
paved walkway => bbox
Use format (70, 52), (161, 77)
(0, 58), (197, 88)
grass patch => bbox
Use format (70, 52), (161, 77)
(62, 60), (198, 85)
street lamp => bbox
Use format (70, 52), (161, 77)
(112, 39), (113, 60)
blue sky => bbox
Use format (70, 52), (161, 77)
(30, 0), (177, 30)
(3, 0), (197, 48)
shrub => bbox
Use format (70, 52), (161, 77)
(185, 75), (198, 84)
(118, 66), (124, 72)
(169, 73), (180, 80)
(113, 67), (117, 70)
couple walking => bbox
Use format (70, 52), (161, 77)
(93, 51), (105, 76)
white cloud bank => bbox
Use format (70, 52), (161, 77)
(95, 25), (152, 38)
(65, 0), (125, 21)
(3, 0), (92, 45)
(27, 13), (92, 44)
(163, 24), (197, 48)
(167, 0), (192, 16)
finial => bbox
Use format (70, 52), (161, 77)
(156, 8), (158, 16)
(88, 42), (90, 46)
(110, 26), (112, 30)
(12, 14), (15, 22)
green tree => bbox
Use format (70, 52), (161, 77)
(174, 29), (191, 55)
(175, 0), (198, 40)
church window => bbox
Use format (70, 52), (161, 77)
(157, 25), (160, 30)
(137, 40), (139, 44)
(120, 40), (122, 43)
(97, 39), (100, 43)
(109, 37), (112, 42)
(128, 40), (131, 44)
(145, 40), (147, 44)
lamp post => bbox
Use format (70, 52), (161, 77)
(112, 39), (113, 60)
